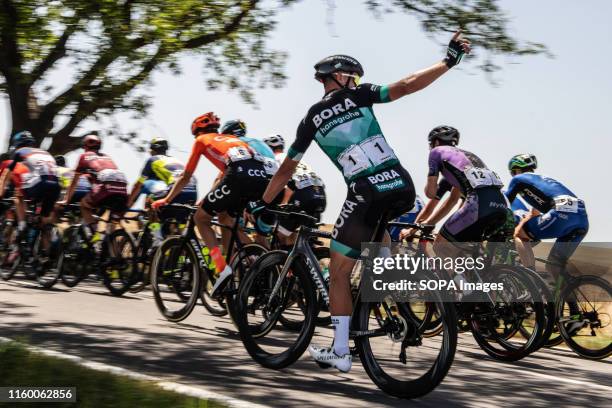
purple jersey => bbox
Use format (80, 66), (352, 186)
(428, 146), (502, 194)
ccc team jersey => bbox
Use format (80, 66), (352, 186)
(288, 83), (399, 182)
(186, 133), (257, 173)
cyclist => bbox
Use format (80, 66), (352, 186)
(127, 138), (198, 246)
(54, 155), (92, 204)
(424, 126), (508, 251)
(249, 31), (471, 373)
(263, 134), (286, 163)
(261, 134), (327, 241)
(506, 154), (589, 269)
(151, 112), (275, 297)
(0, 131), (60, 256)
(60, 134), (128, 238)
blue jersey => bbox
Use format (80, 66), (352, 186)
(388, 195), (425, 241)
(239, 136), (275, 160)
(506, 173), (578, 213)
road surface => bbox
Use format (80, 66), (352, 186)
(1, 278), (610, 407)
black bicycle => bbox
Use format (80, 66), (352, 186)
(57, 204), (137, 296)
(0, 199), (62, 288)
(150, 203), (266, 322)
(388, 221), (547, 362)
(235, 208), (458, 399)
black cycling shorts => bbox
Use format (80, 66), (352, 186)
(440, 186), (508, 242)
(278, 186), (327, 235)
(331, 164), (415, 259)
(22, 177), (61, 217)
(201, 159), (270, 216)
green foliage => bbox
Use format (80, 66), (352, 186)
(0, 0), (549, 153)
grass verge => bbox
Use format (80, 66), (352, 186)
(0, 341), (225, 408)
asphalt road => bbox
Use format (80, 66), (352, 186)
(1, 278), (610, 407)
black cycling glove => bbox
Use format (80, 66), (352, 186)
(444, 38), (466, 68)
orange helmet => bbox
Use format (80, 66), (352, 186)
(191, 112), (220, 135)
(82, 134), (101, 151)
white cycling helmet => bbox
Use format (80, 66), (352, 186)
(263, 134), (285, 149)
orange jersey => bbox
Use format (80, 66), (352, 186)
(185, 133), (254, 173)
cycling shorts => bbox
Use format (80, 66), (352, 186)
(331, 164), (415, 259)
(158, 190), (197, 223)
(524, 201), (589, 263)
(84, 181), (128, 213)
(201, 159), (270, 216)
(20, 177), (61, 217)
(278, 186), (327, 236)
(440, 187), (508, 242)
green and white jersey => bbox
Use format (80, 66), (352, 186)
(288, 83), (399, 183)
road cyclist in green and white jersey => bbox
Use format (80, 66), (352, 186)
(250, 31), (471, 372)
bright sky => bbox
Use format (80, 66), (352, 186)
(2, 0), (611, 240)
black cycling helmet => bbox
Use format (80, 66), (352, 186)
(314, 55), (364, 87)
(220, 119), (247, 138)
(54, 155), (66, 167)
(428, 126), (460, 147)
(11, 131), (36, 149)
(150, 138), (169, 154)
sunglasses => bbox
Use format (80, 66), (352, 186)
(339, 73), (361, 86)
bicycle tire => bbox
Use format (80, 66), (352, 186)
(235, 250), (317, 369)
(355, 272), (458, 399)
(58, 226), (89, 288)
(557, 275), (612, 360)
(34, 226), (61, 289)
(150, 236), (202, 322)
(101, 229), (136, 296)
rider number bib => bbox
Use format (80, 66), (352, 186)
(226, 146), (253, 163)
(337, 135), (397, 178)
(98, 169), (127, 184)
(464, 167), (503, 189)
(554, 195), (579, 213)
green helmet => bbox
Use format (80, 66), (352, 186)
(508, 153), (537, 173)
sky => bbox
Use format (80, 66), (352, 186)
(2, 0), (611, 240)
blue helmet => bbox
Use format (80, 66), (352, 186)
(11, 131), (36, 149)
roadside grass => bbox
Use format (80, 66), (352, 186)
(0, 341), (225, 408)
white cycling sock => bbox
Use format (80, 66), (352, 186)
(331, 316), (350, 356)
(18, 221), (27, 231)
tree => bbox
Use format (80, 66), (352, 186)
(0, 0), (548, 154)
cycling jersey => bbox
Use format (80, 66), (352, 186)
(289, 84), (414, 258)
(388, 195), (425, 241)
(428, 146), (507, 242)
(76, 151), (127, 185)
(138, 155), (197, 194)
(428, 146), (503, 195)
(185, 133), (275, 175)
(506, 173), (580, 213)
(239, 136), (278, 175)
(76, 151), (127, 212)
(506, 172), (588, 262)
(289, 83), (399, 182)
(8, 147), (60, 216)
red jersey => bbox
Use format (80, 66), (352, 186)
(75, 151), (125, 184)
(185, 133), (256, 173)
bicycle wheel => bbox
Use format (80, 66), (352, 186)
(58, 226), (89, 287)
(34, 226), (61, 289)
(277, 246), (331, 331)
(150, 236), (202, 322)
(225, 243), (268, 323)
(469, 266), (545, 361)
(557, 275), (612, 360)
(355, 270), (458, 399)
(235, 250), (317, 369)
(101, 229), (136, 296)
(129, 230), (151, 293)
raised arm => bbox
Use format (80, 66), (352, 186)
(387, 31), (471, 101)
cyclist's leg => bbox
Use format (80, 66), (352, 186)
(38, 179), (61, 252)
